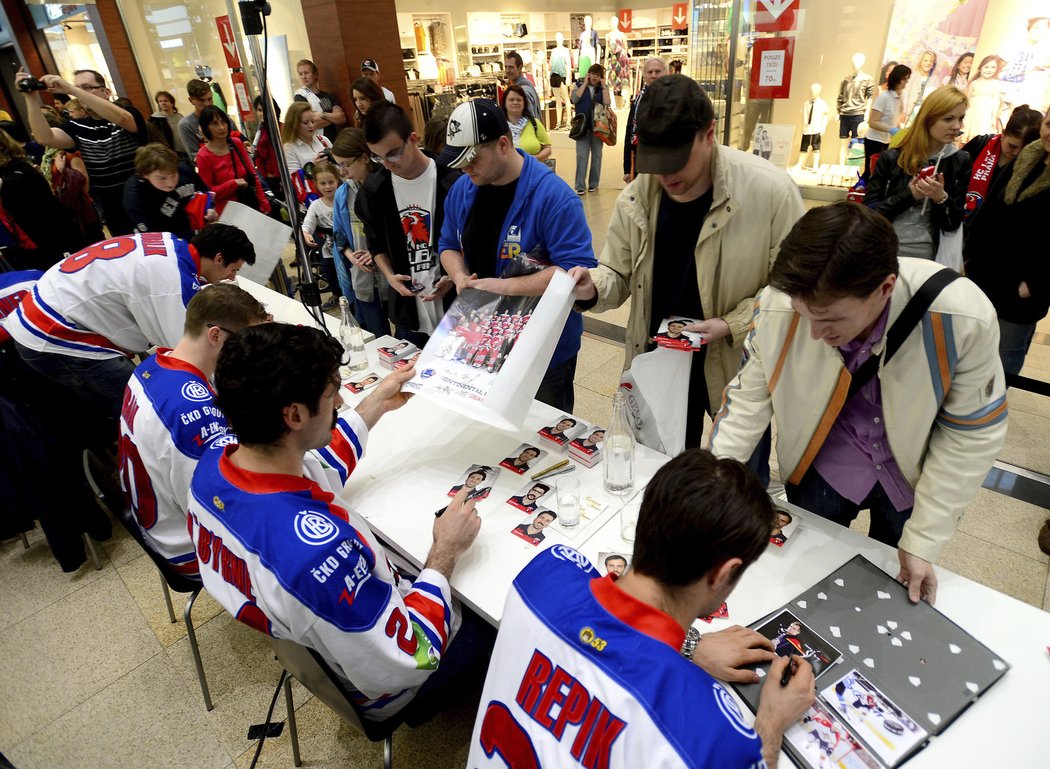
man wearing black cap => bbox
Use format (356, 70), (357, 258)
(571, 75), (803, 456)
(361, 59), (396, 103)
(438, 98), (596, 412)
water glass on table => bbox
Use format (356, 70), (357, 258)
(557, 477), (581, 527)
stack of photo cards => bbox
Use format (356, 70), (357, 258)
(499, 443), (548, 475)
(770, 505), (801, 548)
(537, 414), (586, 450)
(651, 317), (705, 351)
(378, 340), (420, 370)
(447, 464), (501, 502)
(568, 425), (606, 468)
(733, 555), (1010, 768)
(393, 350), (421, 371)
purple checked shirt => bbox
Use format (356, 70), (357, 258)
(811, 304), (915, 512)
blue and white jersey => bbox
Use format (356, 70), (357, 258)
(0, 270), (42, 344)
(468, 547), (766, 769)
(4, 232), (201, 359)
(188, 418), (458, 722)
(118, 350), (229, 577)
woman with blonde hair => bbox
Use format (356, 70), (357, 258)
(280, 100), (331, 174)
(865, 86), (972, 260)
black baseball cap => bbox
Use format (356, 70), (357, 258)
(445, 98), (508, 169)
(361, 59), (379, 72)
(635, 76), (715, 175)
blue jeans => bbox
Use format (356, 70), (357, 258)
(535, 355), (577, 413)
(997, 318), (1036, 377)
(574, 133), (603, 192)
(786, 467), (912, 547)
(355, 298), (390, 339)
(15, 344), (135, 423)
(332, 251), (355, 302)
(746, 426), (772, 489)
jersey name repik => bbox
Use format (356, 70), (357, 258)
(118, 351), (229, 576)
(4, 232), (202, 359)
(188, 418), (458, 721)
(467, 548), (766, 769)
(0, 270), (42, 344)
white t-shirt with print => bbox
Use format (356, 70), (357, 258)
(392, 158), (442, 333)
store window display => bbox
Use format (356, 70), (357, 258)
(605, 15), (628, 110)
(836, 53), (876, 166)
(795, 83), (829, 172)
(549, 33), (572, 130)
(863, 65), (911, 182)
(577, 15), (601, 79)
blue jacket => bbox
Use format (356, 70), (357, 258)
(439, 151), (596, 366)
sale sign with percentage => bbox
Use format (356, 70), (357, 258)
(749, 37), (794, 99)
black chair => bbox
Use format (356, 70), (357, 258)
(82, 448), (213, 710)
(268, 636), (399, 768)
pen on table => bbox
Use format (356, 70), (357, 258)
(779, 656), (798, 687)
(540, 465), (576, 481)
(434, 505), (448, 518)
(531, 459), (569, 480)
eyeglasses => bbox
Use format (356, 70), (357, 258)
(208, 324), (237, 336)
(79, 84), (107, 93)
(370, 141), (407, 165)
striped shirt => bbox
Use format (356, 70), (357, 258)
(63, 106), (147, 191)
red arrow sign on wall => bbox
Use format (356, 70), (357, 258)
(215, 15), (241, 70)
(619, 9), (632, 33)
(672, 3), (688, 32)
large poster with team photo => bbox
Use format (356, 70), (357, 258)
(402, 270), (575, 431)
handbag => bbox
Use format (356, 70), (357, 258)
(229, 141), (262, 211)
(934, 227), (963, 272)
(550, 73), (564, 89)
(593, 102), (617, 146)
(568, 112), (587, 140)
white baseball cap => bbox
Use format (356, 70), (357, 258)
(444, 98), (507, 169)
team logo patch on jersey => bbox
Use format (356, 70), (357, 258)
(550, 544), (590, 570)
(212, 496), (225, 511)
(294, 511), (339, 546)
(213, 435), (238, 447)
(579, 626), (608, 651)
(713, 682), (757, 739)
(181, 380), (211, 403)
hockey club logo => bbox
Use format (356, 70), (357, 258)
(213, 435), (238, 447)
(550, 544), (591, 570)
(713, 683), (757, 739)
(181, 380), (211, 403)
(447, 118), (462, 139)
(294, 511), (339, 546)
(421, 368), (435, 379)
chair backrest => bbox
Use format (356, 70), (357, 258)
(267, 636), (394, 742)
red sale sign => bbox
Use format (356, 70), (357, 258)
(672, 3), (688, 32)
(749, 37), (795, 99)
(618, 9), (632, 33)
(754, 0), (800, 33)
(215, 15), (241, 70)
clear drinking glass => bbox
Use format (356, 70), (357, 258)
(557, 477), (581, 528)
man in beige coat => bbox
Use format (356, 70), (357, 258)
(571, 76), (803, 462)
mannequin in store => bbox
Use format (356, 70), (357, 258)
(836, 52), (875, 165)
(549, 32), (572, 130)
(578, 16), (601, 79)
(605, 15), (629, 110)
(796, 83), (829, 172)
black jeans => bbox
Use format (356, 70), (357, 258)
(786, 466), (912, 547)
(535, 355), (578, 413)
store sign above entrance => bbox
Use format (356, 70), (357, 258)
(672, 3), (688, 32)
(749, 36), (794, 99)
(216, 15), (242, 70)
(618, 9), (632, 33)
(754, 0), (799, 32)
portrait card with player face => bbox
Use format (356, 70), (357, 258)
(344, 373), (381, 394)
(598, 551), (630, 578)
(510, 507), (557, 546)
(447, 464), (500, 501)
(821, 668), (927, 766)
(378, 340), (419, 362)
(754, 610), (843, 677)
(699, 602), (729, 624)
(652, 317), (705, 351)
(568, 426), (606, 456)
(506, 480), (553, 513)
(393, 351), (421, 370)
(537, 414), (585, 447)
(499, 442), (548, 475)
(784, 700), (882, 769)
(770, 505), (800, 548)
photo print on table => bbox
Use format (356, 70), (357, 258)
(433, 292), (536, 376)
(506, 480), (554, 513)
(510, 507), (557, 546)
(447, 464), (500, 501)
(770, 506), (801, 548)
(568, 426), (606, 456)
(537, 414), (585, 447)
(754, 610), (843, 678)
(784, 699), (881, 769)
(499, 443), (548, 475)
(597, 551), (630, 577)
(344, 373), (381, 394)
(822, 668), (928, 766)
(652, 317), (705, 351)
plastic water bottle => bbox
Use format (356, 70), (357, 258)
(338, 297), (368, 372)
(604, 390), (635, 494)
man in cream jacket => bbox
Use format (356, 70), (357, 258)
(710, 203), (1007, 605)
(571, 76), (803, 456)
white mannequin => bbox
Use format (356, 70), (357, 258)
(549, 32), (572, 129)
(796, 82), (829, 171)
(605, 15), (626, 108)
(837, 52), (874, 165)
(578, 15), (601, 79)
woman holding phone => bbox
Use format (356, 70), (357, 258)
(865, 86), (972, 259)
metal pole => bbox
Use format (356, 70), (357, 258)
(724, 0), (744, 148)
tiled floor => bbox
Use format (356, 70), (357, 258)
(3, 119), (1049, 768)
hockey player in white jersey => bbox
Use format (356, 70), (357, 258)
(4, 223), (255, 423)
(118, 283), (269, 577)
(468, 450), (816, 768)
(189, 324), (489, 722)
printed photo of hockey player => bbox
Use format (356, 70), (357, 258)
(822, 669), (927, 766)
(511, 508), (557, 546)
(506, 481), (552, 513)
(784, 700), (881, 769)
(344, 374), (381, 394)
(569, 427), (606, 456)
(754, 610), (842, 677)
(770, 508), (800, 548)
(598, 552), (630, 577)
(499, 443), (547, 475)
(447, 464), (500, 501)
(652, 317), (705, 351)
(538, 415), (584, 446)
(432, 290), (537, 376)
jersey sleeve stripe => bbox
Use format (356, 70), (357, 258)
(17, 288), (128, 355)
(404, 589), (451, 647)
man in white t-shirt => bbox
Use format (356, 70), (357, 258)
(361, 59), (397, 103)
(356, 101), (461, 345)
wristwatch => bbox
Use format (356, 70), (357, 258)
(680, 626), (702, 660)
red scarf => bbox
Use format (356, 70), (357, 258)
(965, 134), (1002, 219)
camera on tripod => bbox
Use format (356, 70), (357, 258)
(17, 76), (48, 93)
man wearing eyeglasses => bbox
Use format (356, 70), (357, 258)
(16, 68), (147, 236)
(356, 101), (461, 346)
(117, 282), (269, 578)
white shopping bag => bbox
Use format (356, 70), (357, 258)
(618, 347), (691, 456)
(402, 269), (575, 431)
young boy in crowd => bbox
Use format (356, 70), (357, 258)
(123, 143), (214, 240)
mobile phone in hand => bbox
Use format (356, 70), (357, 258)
(405, 280), (426, 293)
(917, 165), (937, 181)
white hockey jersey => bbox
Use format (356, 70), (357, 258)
(118, 350), (229, 577)
(0, 270), (42, 344)
(467, 547), (767, 769)
(188, 415), (458, 721)
(3, 232), (202, 359)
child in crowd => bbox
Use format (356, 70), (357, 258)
(123, 143), (215, 240)
(302, 161), (342, 310)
